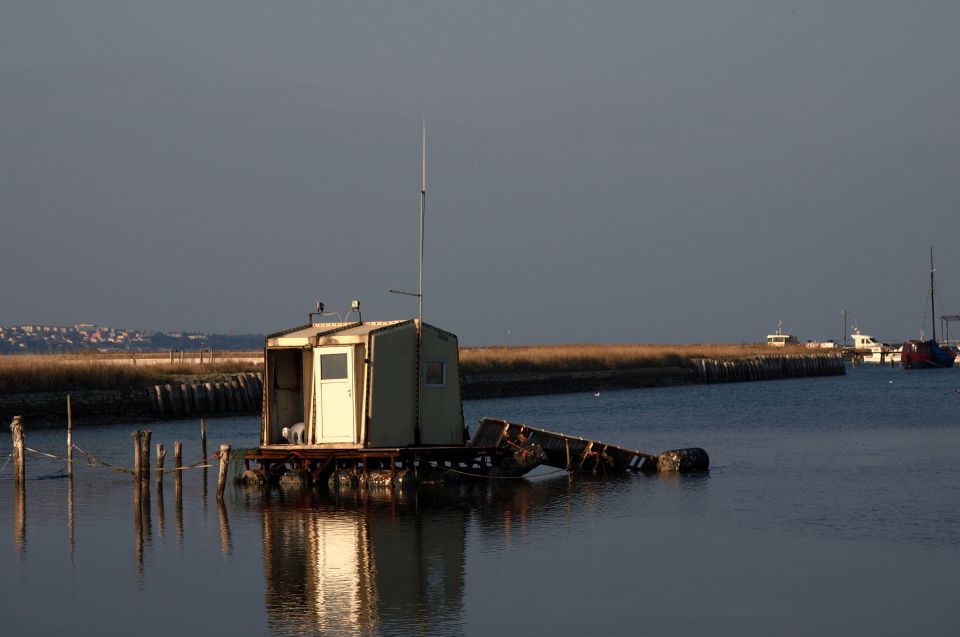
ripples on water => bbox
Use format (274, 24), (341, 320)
(2, 364), (959, 635)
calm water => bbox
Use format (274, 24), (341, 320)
(2, 365), (959, 636)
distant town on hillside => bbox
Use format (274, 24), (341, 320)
(0, 323), (264, 354)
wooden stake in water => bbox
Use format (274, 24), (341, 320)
(174, 441), (182, 474)
(10, 416), (25, 485)
(217, 443), (230, 501)
(67, 394), (73, 477)
(200, 417), (208, 461)
(141, 430), (153, 477)
(156, 443), (166, 483)
(132, 430), (142, 478)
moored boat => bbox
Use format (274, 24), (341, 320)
(850, 328), (901, 364)
(902, 248), (954, 369)
(766, 321), (797, 347)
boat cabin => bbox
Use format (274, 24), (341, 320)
(766, 321), (797, 347)
(262, 319), (464, 449)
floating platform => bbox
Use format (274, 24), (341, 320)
(240, 417), (707, 486)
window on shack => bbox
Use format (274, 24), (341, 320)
(424, 361), (446, 387)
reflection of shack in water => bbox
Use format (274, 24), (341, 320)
(262, 492), (465, 635)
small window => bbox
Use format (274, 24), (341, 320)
(424, 361), (446, 387)
(320, 353), (348, 379)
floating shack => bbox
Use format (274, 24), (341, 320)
(261, 319), (463, 448)
(244, 317), (496, 483)
(242, 314), (708, 485)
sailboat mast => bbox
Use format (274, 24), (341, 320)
(930, 246), (937, 342)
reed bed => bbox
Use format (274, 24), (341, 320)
(0, 355), (259, 394)
(459, 343), (813, 374)
(2, 343), (817, 393)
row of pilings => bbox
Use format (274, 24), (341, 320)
(694, 354), (845, 383)
(149, 373), (263, 419)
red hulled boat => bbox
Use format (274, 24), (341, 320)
(901, 248), (954, 369)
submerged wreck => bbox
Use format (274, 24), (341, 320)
(240, 313), (708, 488)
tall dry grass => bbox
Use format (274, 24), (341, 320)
(459, 343), (813, 374)
(0, 354), (259, 394)
(2, 343), (816, 393)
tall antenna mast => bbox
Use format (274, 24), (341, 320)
(416, 117), (426, 444)
(419, 116), (426, 328)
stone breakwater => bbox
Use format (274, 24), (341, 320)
(0, 373), (263, 427)
(693, 353), (845, 383)
(0, 356), (844, 426)
(148, 373), (263, 419)
(460, 354), (844, 399)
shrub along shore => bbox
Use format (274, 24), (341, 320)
(0, 344), (841, 424)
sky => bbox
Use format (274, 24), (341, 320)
(1, 1), (958, 346)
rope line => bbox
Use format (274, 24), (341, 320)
(70, 445), (219, 475)
(25, 446), (62, 460)
(72, 444), (135, 475)
(0, 450), (12, 475)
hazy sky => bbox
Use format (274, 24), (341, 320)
(2, 2), (958, 345)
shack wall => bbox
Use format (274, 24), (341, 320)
(367, 323), (417, 447)
(419, 326), (464, 445)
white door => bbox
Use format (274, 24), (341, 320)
(314, 347), (356, 443)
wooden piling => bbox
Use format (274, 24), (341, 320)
(141, 430), (153, 476)
(10, 416), (25, 485)
(67, 393), (73, 476)
(174, 441), (182, 474)
(156, 443), (166, 483)
(132, 430), (142, 477)
(201, 417), (208, 461)
(217, 443), (230, 501)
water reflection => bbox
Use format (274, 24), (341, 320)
(261, 487), (467, 636)
(13, 481), (25, 556)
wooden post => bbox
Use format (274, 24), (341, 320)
(141, 430), (152, 476)
(10, 416), (25, 484)
(67, 394), (73, 477)
(156, 443), (166, 483)
(174, 441), (182, 474)
(132, 430), (142, 478)
(200, 417), (207, 461)
(217, 443), (230, 501)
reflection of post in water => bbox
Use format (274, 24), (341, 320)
(134, 472), (144, 578)
(67, 474), (75, 561)
(156, 474), (165, 540)
(155, 442), (166, 539)
(174, 442), (183, 545)
(261, 495), (466, 635)
(217, 499), (232, 557)
(134, 458), (152, 579)
(13, 479), (26, 557)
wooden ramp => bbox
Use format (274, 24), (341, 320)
(471, 417), (659, 474)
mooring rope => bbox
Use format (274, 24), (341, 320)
(70, 444), (218, 475)
(0, 449), (12, 475)
(71, 444), (136, 475)
(24, 446), (62, 460)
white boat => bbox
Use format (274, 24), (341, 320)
(850, 328), (901, 364)
(766, 321), (798, 347)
